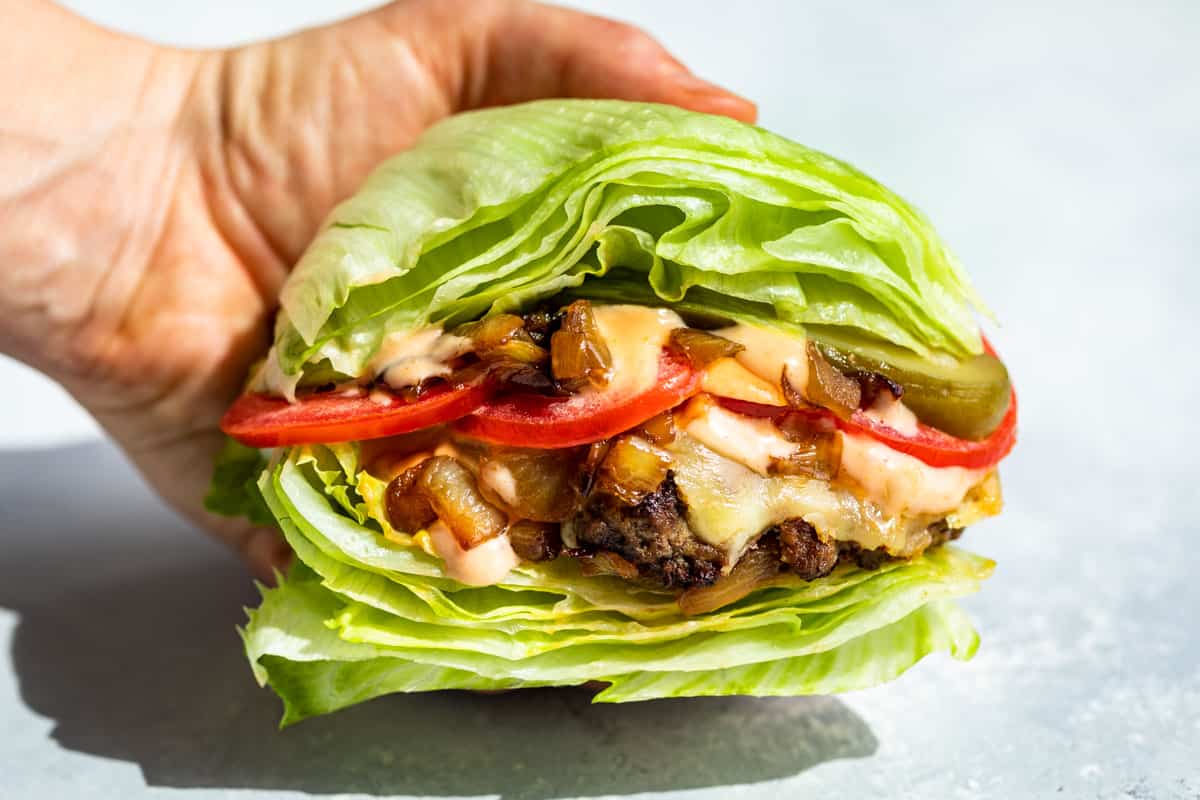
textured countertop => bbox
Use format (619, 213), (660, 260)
(2, 1), (1198, 798)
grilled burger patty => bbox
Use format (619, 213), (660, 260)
(567, 470), (966, 590)
(568, 473), (727, 588)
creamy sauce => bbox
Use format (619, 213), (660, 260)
(353, 309), (991, 576)
(863, 392), (920, 436)
(479, 461), (519, 509)
(428, 521), (520, 586)
(252, 344), (303, 402)
(839, 433), (985, 517)
(370, 326), (472, 390)
(368, 388), (394, 405)
(589, 305), (684, 396)
(715, 323), (809, 399)
(700, 358), (787, 406)
(679, 396), (794, 475)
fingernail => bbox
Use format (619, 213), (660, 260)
(674, 83), (759, 124)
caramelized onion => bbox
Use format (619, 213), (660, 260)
(508, 520), (563, 562)
(456, 314), (523, 351)
(581, 440), (611, 494)
(595, 435), (671, 505)
(677, 546), (781, 616)
(456, 314), (548, 365)
(481, 360), (558, 394)
(856, 371), (903, 407)
(448, 355), (557, 396)
(638, 411), (676, 445)
(456, 313), (523, 344)
(773, 416), (842, 480)
(521, 308), (562, 347)
(385, 464), (437, 533)
(486, 338), (548, 365)
(780, 365), (810, 409)
(578, 551), (640, 580)
(415, 456), (507, 548)
(805, 341), (861, 418)
(551, 300), (613, 391)
(478, 447), (585, 522)
(667, 327), (744, 368)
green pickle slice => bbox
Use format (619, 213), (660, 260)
(808, 327), (1011, 441)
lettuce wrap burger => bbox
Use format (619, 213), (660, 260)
(209, 100), (1016, 724)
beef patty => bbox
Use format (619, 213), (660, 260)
(570, 473), (965, 590)
(570, 472), (726, 588)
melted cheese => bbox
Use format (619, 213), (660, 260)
(715, 323), (809, 397)
(666, 434), (916, 559)
(666, 433), (989, 563)
(589, 305), (684, 396)
(428, 521), (519, 586)
(700, 358), (787, 406)
(679, 395), (983, 526)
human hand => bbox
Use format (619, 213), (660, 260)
(0, 0), (755, 580)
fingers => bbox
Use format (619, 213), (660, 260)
(479, 2), (757, 123)
(204, 0), (759, 267)
(109, 422), (293, 585)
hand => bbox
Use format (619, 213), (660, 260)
(0, 0), (755, 580)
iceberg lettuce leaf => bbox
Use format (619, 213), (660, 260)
(241, 444), (993, 723)
(244, 572), (980, 725)
(269, 100), (984, 384)
(204, 438), (274, 527)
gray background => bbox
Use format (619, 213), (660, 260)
(2, 1), (1197, 798)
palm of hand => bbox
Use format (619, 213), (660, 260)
(42, 0), (755, 579)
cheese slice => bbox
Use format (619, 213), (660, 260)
(700, 358), (787, 406)
(666, 433), (997, 564)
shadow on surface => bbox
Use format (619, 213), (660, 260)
(2, 443), (877, 798)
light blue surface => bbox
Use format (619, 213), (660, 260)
(2, 2), (1199, 798)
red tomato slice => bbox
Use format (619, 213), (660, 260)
(454, 353), (701, 448)
(844, 391), (1017, 469)
(220, 383), (489, 448)
(719, 389), (1018, 470)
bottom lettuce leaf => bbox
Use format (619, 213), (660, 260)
(240, 444), (993, 725)
(245, 573), (979, 724)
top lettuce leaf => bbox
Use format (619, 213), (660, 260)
(269, 100), (984, 384)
